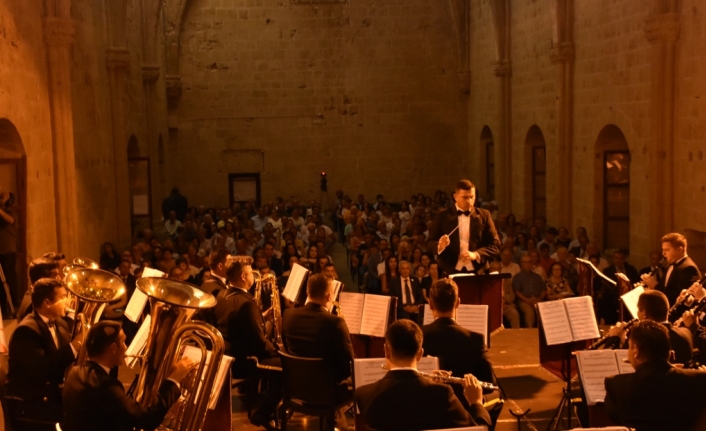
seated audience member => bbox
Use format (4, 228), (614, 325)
(537, 243), (556, 275)
(213, 255), (281, 429)
(528, 250), (547, 281)
(422, 278), (496, 409)
(554, 247), (579, 293)
(554, 227), (572, 249)
(62, 321), (194, 431)
(262, 242), (283, 277)
(537, 227), (558, 255)
(99, 242), (121, 272)
(390, 260), (423, 320)
(380, 254), (399, 295)
(6, 278), (82, 430)
(605, 290), (693, 366)
(513, 256), (546, 327)
(356, 320), (492, 431)
(282, 273), (354, 429)
(545, 262), (574, 300)
(605, 320), (706, 431)
(638, 251), (665, 282)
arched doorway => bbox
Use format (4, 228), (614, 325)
(0, 118), (27, 312)
(525, 125), (547, 219)
(127, 135), (152, 233)
(595, 125), (630, 252)
(480, 126), (495, 200)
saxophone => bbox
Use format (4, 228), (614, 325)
(252, 270), (264, 310)
(270, 277), (284, 351)
(332, 301), (344, 318)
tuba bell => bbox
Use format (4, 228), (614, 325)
(132, 277), (225, 431)
(64, 268), (126, 364)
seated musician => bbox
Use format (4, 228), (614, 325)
(62, 321), (193, 431)
(605, 320), (706, 431)
(605, 290), (693, 365)
(200, 247), (229, 297)
(213, 255), (281, 430)
(6, 278), (82, 431)
(356, 320), (492, 431)
(390, 260), (423, 320)
(422, 278), (496, 410)
(17, 257), (62, 321)
(282, 273), (354, 429)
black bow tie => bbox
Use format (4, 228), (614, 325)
(457, 210), (471, 217)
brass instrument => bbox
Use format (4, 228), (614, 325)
(332, 301), (343, 318)
(64, 268), (126, 364)
(63, 257), (101, 319)
(252, 270), (264, 309)
(588, 319), (638, 350)
(270, 276), (284, 351)
(381, 365), (497, 390)
(132, 277), (224, 431)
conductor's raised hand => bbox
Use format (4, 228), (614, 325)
(462, 374), (483, 406)
(438, 234), (451, 253)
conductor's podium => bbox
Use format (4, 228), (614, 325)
(450, 273), (510, 337)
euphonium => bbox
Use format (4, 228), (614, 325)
(64, 268), (126, 364)
(132, 277), (224, 431)
(63, 257), (101, 318)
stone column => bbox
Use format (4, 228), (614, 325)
(43, 16), (80, 258)
(142, 66), (162, 225)
(644, 11), (679, 238)
(106, 48), (132, 247)
(550, 0), (575, 229)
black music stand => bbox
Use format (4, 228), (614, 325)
(546, 343), (575, 431)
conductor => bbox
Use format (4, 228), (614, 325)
(431, 179), (501, 275)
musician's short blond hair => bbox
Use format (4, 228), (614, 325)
(661, 232), (687, 250)
(225, 255), (253, 280)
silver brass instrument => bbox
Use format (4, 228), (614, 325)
(64, 268), (126, 364)
(381, 364), (497, 390)
(132, 277), (224, 431)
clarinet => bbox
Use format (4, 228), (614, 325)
(588, 319), (638, 350)
(674, 297), (706, 327)
(668, 275), (706, 323)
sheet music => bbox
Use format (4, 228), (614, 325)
(125, 315), (151, 367)
(564, 296), (600, 341)
(328, 280), (343, 312)
(575, 350), (621, 405)
(124, 287), (149, 323)
(417, 355), (439, 374)
(576, 258), (616, 286)
(360, 295), (391, 337)
(353, 356), (440, 390)
(456, 305), (489, 345)
(620, 285), (644, 319)
(181, 346), (235, 410)
(339, 292), (365, 335)
(537, 300), (573, 345)
(282, 263), (308, 303)
(614, 350), (635, 375)
(142, 267), (166, 278)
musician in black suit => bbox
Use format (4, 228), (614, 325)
(605, 290), (693, 365)
(639, 251), (665, 283)
(605, 320), (706, 431)
(430, 179), (500, 275)
(62, 321), (193, 431)
(642, 233), (701, 306)
(200, 247), (229, 297)
(6, 278), (82, 431)
(213, 255), (281, 430)
(422, 278), (496, 410)
(17, 257), (61, 321)
(282, 273), (354, 429)
(389, 260), (423, 320)
(356, 320), (492, 431)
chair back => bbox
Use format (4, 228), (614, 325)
(279, 351), (336, 406)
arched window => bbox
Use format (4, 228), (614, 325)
(480, 126), (495, 200)
(596, 125), (630, 252)
(525, 125), (546, 219)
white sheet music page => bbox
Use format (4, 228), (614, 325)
(142, 267), (166, 278)
(575, 350), (621, 405)
(417, 356), (440, 374)
(282, 263), (308, 303)
(620, 285), (644, 319)
(353, 358), (388, 388)
(614, 350), (635, 375)
(327, 280), (343, 312)
(360, 295), (391, 337)
(339, 292), (365, 335)
(455, 304), (489, 345)
(422, 304), (433, 325)
(124, 287), (149, 323)
(125, 315), (151, 367)
(564, 296), (600, 341)
(537, 300), (573, 345)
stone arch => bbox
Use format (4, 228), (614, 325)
(595, 125), (631, 253)
(127, 134), (140, 158)
(525, 125), (547, 220)
(480, 126), (495, 200)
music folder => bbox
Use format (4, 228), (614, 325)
(537, 296), (600, 346)
(575, 350), (634, 406)
(339, 292), (396, 338)
(282, 263), (310, 304)
(620, 285), (644, 319)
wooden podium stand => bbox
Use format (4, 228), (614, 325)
(452, 273), (509, 335)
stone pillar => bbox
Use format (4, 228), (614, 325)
(106, 48), (132, 247)
(644, 11), (679, 238)
(550, 0), (575, 229)
(142, 66), (162, 225)
(43, 16), (80, 258)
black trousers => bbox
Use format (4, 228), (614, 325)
(0, 252), (19, 312)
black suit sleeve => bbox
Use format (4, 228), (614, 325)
(470, 333), (496, 385)
(440, 384), (491, 428)
(9, 325), (75, 386)
(107, 378), (181, 429)
(475, 212), (501, 263)
(332, 317), (355, 381)
(229, 299), (276, 359)
(604, 375), (624, 426)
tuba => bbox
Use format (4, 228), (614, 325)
(132, 277), (224, 431)
(64, 268), (126, 364)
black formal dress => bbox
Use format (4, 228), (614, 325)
(656, 256), (701, 306)
(605, 360), (706, 431)
(389, 276), (423, 321)
(430, 206), (500, 275)
(62, 360), (180, 431)
(355, 369), (492, 431)
(6, 312), (76, 430)
(282, 302), (354, 383)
